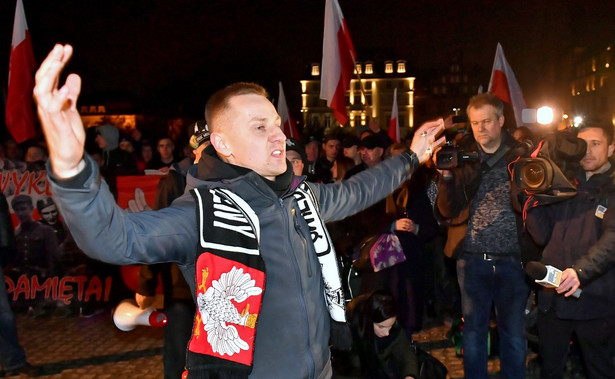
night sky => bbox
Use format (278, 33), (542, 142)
(1, 0), (614, 121)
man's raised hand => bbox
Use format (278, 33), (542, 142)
(33, 44), (85, 179)
(409, 119), (446, 164)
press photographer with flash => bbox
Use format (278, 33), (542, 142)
(523, 120), (615, 378)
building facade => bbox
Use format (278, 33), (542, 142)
(300, 60), (415, 138)
(570, 44), (614, 125)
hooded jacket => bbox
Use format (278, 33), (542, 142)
(95, 124), (138, 197)
(47, 146), (418, 378)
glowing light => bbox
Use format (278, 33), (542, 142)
(573, 116), (583, 127)
(536, 106), (554, 125)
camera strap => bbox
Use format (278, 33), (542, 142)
(480, 143), (511, 175)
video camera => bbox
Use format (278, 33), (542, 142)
(435, 143), (479, 170)
(435, 114), (479, 170)
(511, 131), (586, 202)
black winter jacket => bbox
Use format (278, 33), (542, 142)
(526, 166), (615, 319)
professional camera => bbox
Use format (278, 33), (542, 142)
(511, 131), (586, 202)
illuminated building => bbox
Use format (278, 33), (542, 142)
(570, 43), (614, 125)
(300, 60), (415, 138)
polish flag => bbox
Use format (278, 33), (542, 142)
(277, 82), (300, 141)
(6, 0), (37, 143)
(320, 0), (356, 126)
(488, 43), (526, 127)
(387, 88), (399, 143)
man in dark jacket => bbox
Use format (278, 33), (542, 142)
(33, 44), (443, 378)
(525, 121), (615, 379)
(95, 123), (138, 198)
(436, 93), (531, 379)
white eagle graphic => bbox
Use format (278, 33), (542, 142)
(197, 266), (263, 356)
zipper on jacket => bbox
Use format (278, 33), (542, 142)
(279, 198), (316, 378)
(292, 207), (313, 277)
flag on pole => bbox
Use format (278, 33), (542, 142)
(277, 82), (301, 141)
(320, 0), (356, 126)
(387, 88), (399, 143)
(488, 43), (526, 127)
(6, 0), (37, 143)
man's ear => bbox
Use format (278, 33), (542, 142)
(210, 132), (231, 158)
(498, 115), (505, 128)
(608, 143), (615, 158)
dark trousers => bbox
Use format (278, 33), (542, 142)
(537, 308), (615, 379)
(163, 300), (195, 379)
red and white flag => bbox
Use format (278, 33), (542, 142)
(488, 43), (526, 127)
(320, 0), (356, 126)
(387, 88), (399, 143)
(6, 0), (37, 143)
(277, 82), (300, 141)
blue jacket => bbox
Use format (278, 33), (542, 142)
(47, 148), (418, 378)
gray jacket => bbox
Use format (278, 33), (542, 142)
(47, 149), (418, 378)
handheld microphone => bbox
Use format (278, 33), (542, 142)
(525, 261), (581, 298)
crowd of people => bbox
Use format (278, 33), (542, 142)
(0, 42), (614, 379)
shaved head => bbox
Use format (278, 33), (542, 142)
(205, 82), (269, 133)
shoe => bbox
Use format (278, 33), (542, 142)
(5, 362), (40, 377)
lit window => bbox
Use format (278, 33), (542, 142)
(385, 61), (393, 74)
(355, 63), (362, 74)
(397, 60), (406, 73)
(311, 64), (320, 76)
(365, 63), (374, 74)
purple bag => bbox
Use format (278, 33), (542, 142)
(369, 233), (406, 272)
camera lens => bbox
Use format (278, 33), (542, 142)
(521, 162), (545, 189)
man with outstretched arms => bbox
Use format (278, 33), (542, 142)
(34, 44), (443, 378)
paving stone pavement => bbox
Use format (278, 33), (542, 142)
(7, 309), (164, 378)
(5, 309), (585, 378)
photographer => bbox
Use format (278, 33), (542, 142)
(436, 93), (531, 379)
(525, 121), (615, 378)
